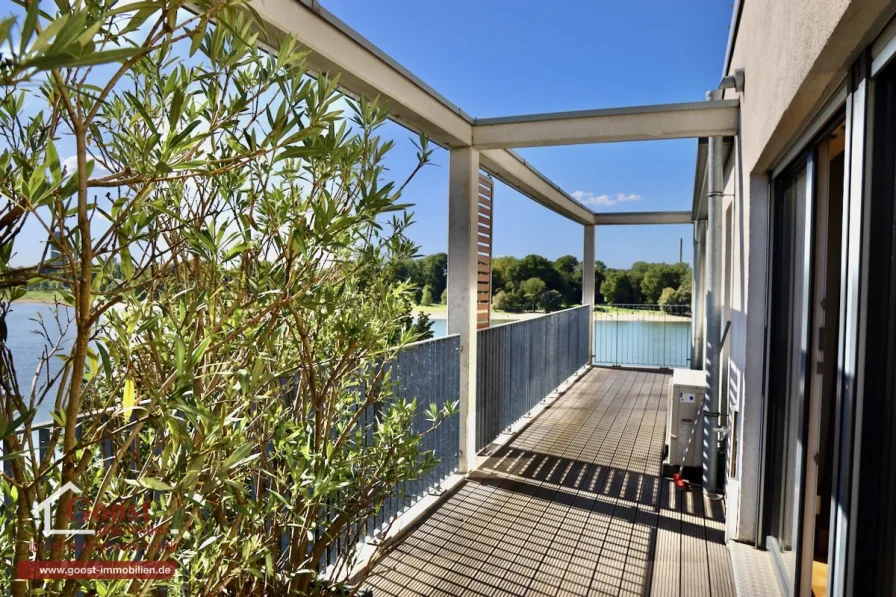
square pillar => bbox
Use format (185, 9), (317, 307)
(447, 147), (479, 474)
(582, 225), (595, 364)
(692, 220), (706, 369)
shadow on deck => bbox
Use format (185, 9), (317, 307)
(364, 367), (736, 596)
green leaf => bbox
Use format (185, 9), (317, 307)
(30, 13), (70, 55)
(45, 141), (60, 183)
(128, 478), (174, 492)
(96, 341), (113, 380)
(0, 17), (15, 47)
(22, 47), (143, 71)
(20, 0), (40, 55)
(0, 409), (34, 439)
(175, 337), (185, 376)
(122, 376), (136, 418)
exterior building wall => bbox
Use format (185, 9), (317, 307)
(720, 0), (894, 543)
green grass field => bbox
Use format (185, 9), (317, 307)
(21, 289), (65, 303)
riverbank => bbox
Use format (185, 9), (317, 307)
(16, 290), (64, 304)
(414, 305), (690, 322)
(413, 306), (552, 322)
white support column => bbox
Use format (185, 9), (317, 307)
(447, 147), (480, 474)
(582, 225), (595, 364)
(692, 220), (706, 369)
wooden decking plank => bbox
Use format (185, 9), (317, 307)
(704, 495), (737, 597)
(650, 480), (682, 597)
(363, 367), (737, 597)
(620, 372), (667, 596)
(597, 372), (665, 596)
(680, 487), (711, 597)
(520, 368), (642, 596)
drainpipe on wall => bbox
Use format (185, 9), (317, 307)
(703, 73), (741, 497)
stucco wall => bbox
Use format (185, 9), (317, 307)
(720, 0), (894, 543)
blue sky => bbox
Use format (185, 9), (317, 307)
(324, 0), (732, 267)
(4, 0), (732, 269)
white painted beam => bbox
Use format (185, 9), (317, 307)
(447, 148), (479, 474)
(473, 101), (740, 149)
(250, 0), (471, 148)
(249, 0), (594, 225)
(479, 150), (594, 224)
(592, 211), (693, 226)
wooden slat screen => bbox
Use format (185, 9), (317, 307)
(477, 174), (494, 329)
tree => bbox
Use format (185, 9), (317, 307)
(659, 287), (678, 313)
(520, 277), (547, 311)
(592, 260), (608, 305)
(491, 256), (518, 294)
(419, 252), (448, 299)
(421, 284), (434, 306)
(601, 271), (635, 304)
(506, 255), (563, 293)
(553, 255), (581, 306)
(671, 276), (692, 311)
(440, 288), (448, 304)
(493, 289), (526, 312)
(641, 264), (679, 304)
(0, 5), (453, 595)
(539, 289), (564, 313)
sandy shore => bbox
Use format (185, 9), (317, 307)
(593, 312), (691, 322)
(415, 308), (574, 322)
(416, 307), (690, 323)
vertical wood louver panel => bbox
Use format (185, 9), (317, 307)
(477, 174), (494, 329)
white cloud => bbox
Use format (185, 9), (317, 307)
(62, 155), (79, 174)
(571, 191), (642, 207)
(61, 154), (110, 177)
(615, 193), (641, 202)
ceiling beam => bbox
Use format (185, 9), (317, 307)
(479, 150), (594, 223)
(249, 0), (595, 225)
(472, 101), (740, 149)
(592, 211), (693, 226)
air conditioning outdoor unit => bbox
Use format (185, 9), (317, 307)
(663, 368), (707, 477)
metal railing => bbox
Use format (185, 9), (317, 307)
(592, 303), (692, 368)
(475, 305), (590, 452)
(369, 334), (460, 534)
(3, 334), (461, 573)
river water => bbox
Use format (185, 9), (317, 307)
(429, 315), (691, 368)
(4, 306), (691, 425)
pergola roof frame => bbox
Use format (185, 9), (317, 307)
(248, 0), (718, 227)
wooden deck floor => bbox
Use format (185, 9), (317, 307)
(364, 367), (736, 597)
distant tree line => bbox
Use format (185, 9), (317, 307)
(399, 253), (692, 314)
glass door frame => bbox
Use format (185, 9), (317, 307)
(764, 151), (817, 597)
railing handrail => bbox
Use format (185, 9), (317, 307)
(480, 304), (590, 333)
(25, 334), (462, 433)
(403, 333), (460, 349)
(592, 303), (690, 309)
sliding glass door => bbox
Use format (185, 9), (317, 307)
(766, 157), (814, 592)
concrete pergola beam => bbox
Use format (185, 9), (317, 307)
(592, 211), (693, 226)
(479, 149), (594, 224)
(472, 101), (740, 149)
(250, 0), (595, 225)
